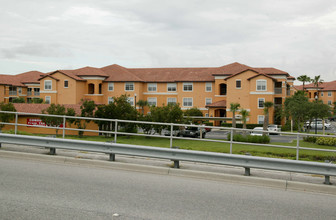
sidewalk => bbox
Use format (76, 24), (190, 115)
(0, 143), (335, 195)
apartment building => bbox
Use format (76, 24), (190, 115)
(0, 62), (296, 125)
(294, 80), (336, 106)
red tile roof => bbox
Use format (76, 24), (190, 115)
(296, 80), (336, 91)
(206, 100), (227, 108)
(0, 71), (45, 86)
(13, 103), (82, 115)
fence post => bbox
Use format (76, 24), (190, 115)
(230, 129), (233, 154)
(296, 134), (300, 160)
(62, 115), (66, 139)
(14, 112), (18, 135)
(170, 123), (173, 148)
(114, 120), (118, 143)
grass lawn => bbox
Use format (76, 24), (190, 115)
(4, 130), (336, 162)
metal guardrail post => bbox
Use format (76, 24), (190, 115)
(109, 153), (115, 161)
(244, 153), (251, 176)
(170, 123), (173, 148)
(14, 112), (18, 135)
(114, 120), (118, 143)
(173, 160), (180, 168)
(324, 160), (332, 185)
(230, 129), (233, 154)
(62, 116), (66, 139)
(296, 134), (300, 160)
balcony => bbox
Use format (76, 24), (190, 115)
(9, 91), (17, 96)
(27, 91), (32, 96)
(274, 88), (282, 94)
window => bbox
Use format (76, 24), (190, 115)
(88, 84), (95, 94)
(167, 97), (177, 105)
(328, 91), (332, 97)
(236, 80), (241, 89)
(205, 82), (212, 92)
(45, 96), (51, 104)
(183, 82), (193, 91)
(321, 92), (324, 97)
(64, 80), (68, 88)
(44, 80), (52, 90)
(220, 84), (227, 95)
(127, 97), (134, 106)
(27, 88), (32, 96)
(147, 97), (157, 106)
(167, 83), (177, 92)
(256, 80), (267, 91)
(18, 87), (22, 95)
(205, 98), (212, 105)
(108, 97), (114, 104)
(205, 113), (209, 117)
(258, 98), (265, 108)
(34, 88), (40, 96)
(125, 82), (134, 91)
(328, 100), (332, 105)
(148, 83), (157, 92)
(183, 97), (193, 107)
(108, 83), (114, 91)
(258, 115), (264, 124)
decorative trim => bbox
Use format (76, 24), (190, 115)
(80, 77), (106, 80)
(24, 84), (40, 86)
(84, 94), (104, 96)
(40, 90), (57, 94)
(214, 76), (227, 80)
(143, 92), (178, 95)
(250, 92), (274, 95)
(215, 95), (226, 97)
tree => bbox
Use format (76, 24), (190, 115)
(0, 102), (16, 131)
(284, 91), (310, 132)
(75, 100), (96, 137)
(311, 75), (324, 98)
(137, 100), (148, 114)
(240, 109), (250, 134)
(12, 97), (25, 103)
(263, 101), (274, 131)
(184, 108), (203, 117)
(297, 75), (311, 91)
(229, 103), (240, 128)
(306, 100), (331, 133)
(32, 98), (43, 104)
(41, 104), (69, 136)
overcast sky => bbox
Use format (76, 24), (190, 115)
(1, 0), (335, 83)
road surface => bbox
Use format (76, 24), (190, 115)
(0, 156), (335, 219)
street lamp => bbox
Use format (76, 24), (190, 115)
(134, 93), (137, 110)
(315, 95), (318, 134)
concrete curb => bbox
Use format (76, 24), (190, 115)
(0, 150), (335, 195)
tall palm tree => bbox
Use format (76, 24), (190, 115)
(297, 75), (311, 91)
(263, 101), (274, 131)
(311, 75), (324, 99)
(240, 109), (250, 134)
(137, 100), (148, 114)
(230, 103), (240, 128)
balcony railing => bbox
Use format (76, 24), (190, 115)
(27, 92), (32, 96)
(34, 92), (40, 96)
(9, 91), (17, 96)
(274, 88), (282, 94)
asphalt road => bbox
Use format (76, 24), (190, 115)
(1, 157), (335, 220)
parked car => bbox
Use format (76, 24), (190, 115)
(180, 126), (206, 138)
(202, 124), (212, 132)
(164, 129), (181, 136)
(267, 124), (281, 135)
(305, 120), (331, 130)
(250, 127), (266, 136)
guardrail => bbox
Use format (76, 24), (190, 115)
(0, 110), (336, 162)
(0, 133), (335, 185)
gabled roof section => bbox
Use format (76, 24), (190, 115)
(253, 67), (289, 76)
(38, 73), (60, 81)
(212, 62), (251, 76)
(224, 68), (259, 80)
(101, 64), (143, 82)
(17, 71), (45, 84)
(72, 66), (108, 77)
(247, 73), (276, 81)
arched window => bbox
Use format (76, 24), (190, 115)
(88, 84), (95, 94)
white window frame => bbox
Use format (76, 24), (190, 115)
(167, 83), (177, 92)
(44, 80), (52, 90)
(183, 97), (193, 107)
(205, 98), (212, 106)
(236, 80), (242, 89)
(258, 115), (264, 124)
(147, 97), (157, 106)
(147, 83), (157, 92)
(258, 98), (265, 109)
(256, 80), (267, 91)
(45, 96), (51, 104)
(108, 97), (114, 104)
(205, 82), (212, 92)
(108, 83), (114, 91)
(328, 100), (332, 105)
(125, 82), (134, 91)
(328, 91), (332, 97)
(167, 97), (177, 105)
(183, 82), (193, 92)
(127, 97), (134, 106)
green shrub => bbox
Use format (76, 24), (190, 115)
(221, 123), (262, 129)
(303, 136), (317, 143)
(227, 134), (270, 144)
(315, 137), (336, 146)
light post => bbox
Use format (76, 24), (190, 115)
(315, 95), (318, 134)
(134, 93), (137, 111)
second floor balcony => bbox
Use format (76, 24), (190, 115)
(274, 87), (282, 94)
(9, 91), (17, 96)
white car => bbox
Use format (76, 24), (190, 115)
(250, 127), (266, 136)
(267, 124), (281, 134)
(307, 120), (331, 130)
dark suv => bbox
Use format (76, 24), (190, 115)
(180, 127), (206, 138)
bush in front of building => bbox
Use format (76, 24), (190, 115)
(315, 137), (336, 146)
(221, 123), (262, 129)
(227, 133), (270, 144)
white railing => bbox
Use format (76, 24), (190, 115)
(0, 111), (335, 162)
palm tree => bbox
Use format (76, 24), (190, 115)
(311, 75), (324, 99)
(263, 101), (274, 131)
(240, 109), (250, 134)
(297, 75), (311, 91)
(137, 100), (148, 114)
(230, 103), (240, 128)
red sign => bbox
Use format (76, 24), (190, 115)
(27, 118), (65, 128)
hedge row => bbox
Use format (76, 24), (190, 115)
(227, 134), (270, 144)
(221, 123), (263, 129)
(303, 136), (336, 146)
